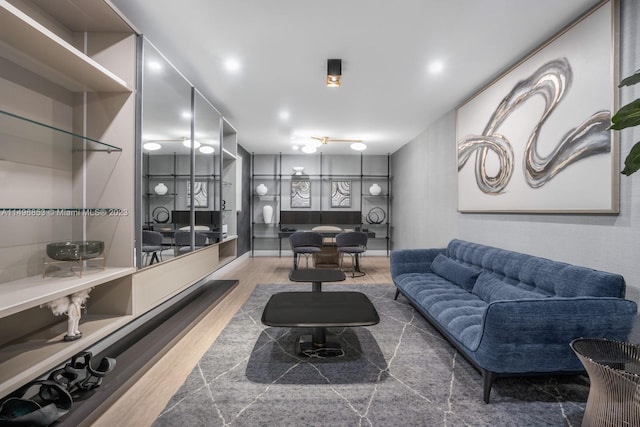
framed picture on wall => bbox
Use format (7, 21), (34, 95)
(331, 180), (351, 208)
(187, 180), (208, 208)
(291, 179), (311, 208)
(456, 1), (617, 213)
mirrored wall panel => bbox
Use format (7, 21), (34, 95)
(139, 38), (235, 268)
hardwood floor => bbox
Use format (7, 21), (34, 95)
(91, 255), (392, 427)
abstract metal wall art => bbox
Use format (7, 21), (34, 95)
(456, 1), (616, 213)
(458, 58), (611, 194)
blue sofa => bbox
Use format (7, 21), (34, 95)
(390, 239), (638, 403)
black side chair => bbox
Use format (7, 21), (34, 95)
(174, 230), (207, 254)
(142, 230), (164, 266)
(289, 231), (323, 269)
(336, 231), (368, 277)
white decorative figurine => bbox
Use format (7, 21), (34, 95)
(45, 288), (93, 341)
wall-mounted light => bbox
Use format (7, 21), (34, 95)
(327, 59), (342, 87)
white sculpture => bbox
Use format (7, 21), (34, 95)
(369, 183), (382, 196)
(45, 288), (93, 341)
(256, 183), (268, 196)
(154, 182), (168, 195)
(263, 205), (274, 224)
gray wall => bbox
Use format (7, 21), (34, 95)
(391, 0), (640, 303)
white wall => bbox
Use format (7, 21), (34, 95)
(391, 0), (640, 303)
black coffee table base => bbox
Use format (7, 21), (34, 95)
(298, 333), (344, 358)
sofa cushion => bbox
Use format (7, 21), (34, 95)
(430, 254), (481, 291)
(472, 276), (548, 303)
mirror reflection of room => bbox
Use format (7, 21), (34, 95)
(140, 40), (223, 266)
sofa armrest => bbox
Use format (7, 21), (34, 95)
(480, 297), (638, 347)
(390, 248), (446, 281)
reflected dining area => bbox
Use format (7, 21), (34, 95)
(142, 210), (226, 266)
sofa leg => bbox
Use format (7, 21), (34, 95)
(482, 370), (496, 403)
(394, 288), (400, 300)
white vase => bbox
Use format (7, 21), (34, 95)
(154, 183), (168, 195)
(369, 183), (382, 196)
(256, 183), (268, 196)
(263, 205), (274, 224)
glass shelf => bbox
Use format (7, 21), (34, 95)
(1, 110), (122, 153)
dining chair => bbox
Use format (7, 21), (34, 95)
(336, 231), (368, 277)
(174, 230), (207, 254)
(142, 230), (164, 265)
(289, 231), (323, 269)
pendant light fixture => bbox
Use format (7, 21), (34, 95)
(327, 59), (341, 87)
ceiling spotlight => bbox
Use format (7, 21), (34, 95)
(292, 145), (299, 151)
(148, 61), (163, 72)
(350, 142), (367, 151)
(301, 145), (317, 154)
(224, 58), (241, 72)
(143, 142), (161, 151)
(199, 145), (214, 154)
(327, 59), (342, 87)
(428, 60), (445, 75)
(182, 138), (201, 149)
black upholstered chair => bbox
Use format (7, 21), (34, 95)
(174, 230), (207, 254)
(336, 231), (368, 277)
(142, 230), (164, 266)
(289, 231), (323, 269)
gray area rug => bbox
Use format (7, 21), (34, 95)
(153, 284), (588, 426)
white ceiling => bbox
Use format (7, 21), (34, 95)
(111, 0), (603, 156)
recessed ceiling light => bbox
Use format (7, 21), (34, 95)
(224, 58), (241, 72)
(148, 61), (163, 72)
(428, 60), (445, 75)
(182, 111), (192, 119)
(350, 142), (367, 151)
(199, 145), (214, 154)
(301, 145), (317, 154)
(292, 145), (299, 150)
(143, 142), (161, 151)
(279, 110), (290, 120)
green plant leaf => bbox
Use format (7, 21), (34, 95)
(610, 98), (640, 130)
(619, 70), (640, 87)
(621, 141), (640, 175)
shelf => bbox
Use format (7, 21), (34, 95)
(1, 110), (122, 153)
(0, 267), (135, 319)
(222, 148), (236, 160)
(0, 1), (131, 92)
(0, 313), (133, 398)
(251, 153), (391, 257)
(145, 174), (220, 180)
